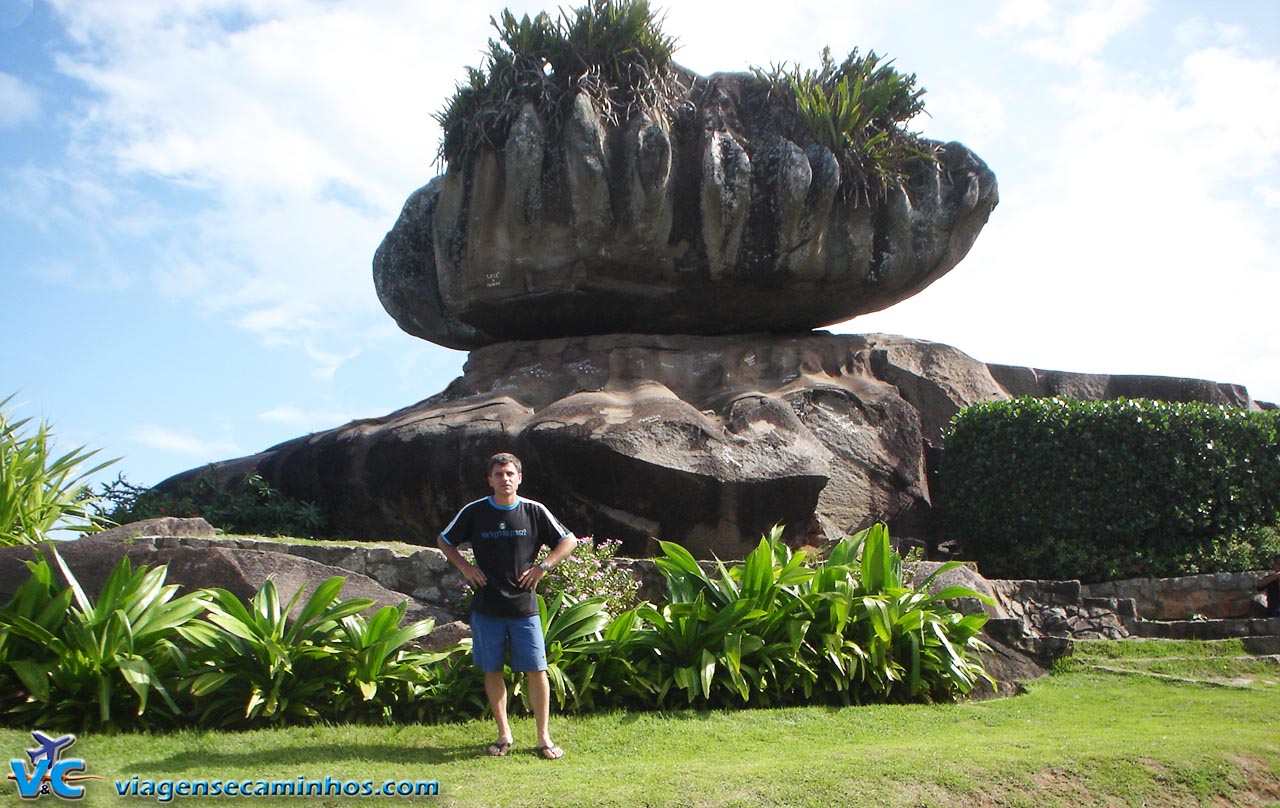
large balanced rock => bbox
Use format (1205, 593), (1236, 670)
(374, 72), (998, 349)
(164, 333), (1263, 559)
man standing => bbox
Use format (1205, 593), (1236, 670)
(437, 452), (579, 760)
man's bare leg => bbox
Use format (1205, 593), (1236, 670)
(484, 672), (513, 755)
(526, 670), (563, 759)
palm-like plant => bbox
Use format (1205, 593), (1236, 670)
(0, 393), (116, 545)
(846, 524), (994, 701)
(327, 603), (451, 723)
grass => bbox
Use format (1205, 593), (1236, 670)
(1, 640), (1276, 806)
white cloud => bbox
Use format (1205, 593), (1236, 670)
(0, 71), (38, 128)
(257, 404), (351, 431)
(130, 425), (241, 458)
(40, 0), (491, 367)
(925, 82), (1007, 144)
(853, 6), (1280, 406)
(997, 0), (1151, 68)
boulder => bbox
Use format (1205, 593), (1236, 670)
(374, 71), (999, 349)
(87, 516), (218, 542)
(0, 539), (452, 631)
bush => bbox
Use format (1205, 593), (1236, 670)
(541, 537), (640, 611)
(0, 558), (458, 731)
(0, 393), (115, 545)
(939, 397), (1280, 582)
(96, 470), (328, 538)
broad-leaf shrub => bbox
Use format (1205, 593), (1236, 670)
(0, 559), (458, 731)
(185, 577), (380, 727)
(939, 397), (1280, 582)
(618, 524), (992, 708)
(0, 526), (993, 731)
(0, 547), (208, 730)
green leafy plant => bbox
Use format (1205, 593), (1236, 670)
(96, 469), (328, 538)
(435, 0), (682, 167)
(184, 577), (374, 726)
(752, 47), (933, 205)
(0, 548), (208, 730)
(327, 604), (473, 722)
(617, 524), (993, 709)
(0, 393), (116, 545)
(335, 603), (435, 703)
(535, 592), (612, 712)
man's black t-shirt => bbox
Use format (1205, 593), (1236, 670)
(439, 496), (572, 617)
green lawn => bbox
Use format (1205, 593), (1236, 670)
(2, 640), (1277, 807)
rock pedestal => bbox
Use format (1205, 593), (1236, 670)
(168, 333), (1262, 557)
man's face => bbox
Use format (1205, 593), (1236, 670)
(488, 462), (522, 499)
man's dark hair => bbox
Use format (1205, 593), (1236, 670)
(488, 452), (522, 474)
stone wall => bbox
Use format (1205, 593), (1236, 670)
(1083, 573), (1269, 620)
(987, 579), (1136, 640)
(114, 531), (1271, 635)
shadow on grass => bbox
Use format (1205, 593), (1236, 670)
(126, 740), (484, 774)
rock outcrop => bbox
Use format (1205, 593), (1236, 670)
(0, 533), (453, 630)
(165, 333), (1264, 558)
(374, 72), (998, 349)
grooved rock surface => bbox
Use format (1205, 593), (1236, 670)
(374, 72), (999, 349)
(162, 333), (1264, 558)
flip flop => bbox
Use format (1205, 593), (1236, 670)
(536, 744), (564, 760)
(487, 740), (512, 757)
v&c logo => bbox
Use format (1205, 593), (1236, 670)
(7, 731), (101, 800)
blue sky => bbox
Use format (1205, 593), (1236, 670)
(3, 0), (1278, 494)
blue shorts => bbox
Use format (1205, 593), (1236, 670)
(470, 611), (547, 672)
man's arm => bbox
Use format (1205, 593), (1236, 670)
(438, 536), (487, 588)
(517, 535), (579, 590)
(1258, 570), (1280, 589)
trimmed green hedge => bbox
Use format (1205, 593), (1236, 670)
(938, 398), (1280, 582)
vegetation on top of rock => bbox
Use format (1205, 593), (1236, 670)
(434, 0), (934, 208)
(435, 0), (684, 166)
(751, 46), (934, 205)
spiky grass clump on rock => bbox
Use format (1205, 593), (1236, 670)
(435, 0), (684, 167)
(752, 47), (935, 205)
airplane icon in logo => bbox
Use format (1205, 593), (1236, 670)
(25, 731), (75, 766)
